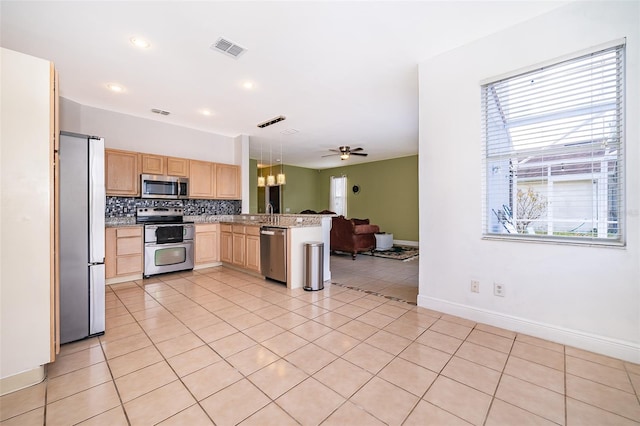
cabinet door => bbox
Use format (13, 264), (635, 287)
(105, 149), (139, 196)
(116, 237), (142, 256)
(215, 164), (241, 199)
(195, 224), (219, 264)
(245, 234), (261, 272)
(220, 231), (233, 263)
(116, 255), (143, 275)
(141, 154), (165, 175)
(232, 233), (245, 266)
(189, 160), (215, 198)
(105, 228), (117, 279)
(167, 157), (189, 177)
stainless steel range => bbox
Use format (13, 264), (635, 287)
(136, 207), (195, 278)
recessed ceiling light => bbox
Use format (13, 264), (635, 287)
(243, 81), (254, 90)
(130, 37), (150, 49)
(107, 83), (124, 93)
(201, 109), (213, 116)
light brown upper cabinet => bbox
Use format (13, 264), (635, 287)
(189, 160), (216, 199)
(105, 149), (239, 199)
(167, 157), (189, 177)
(215, 164), (241, 199)
(105, 149), (139, 196)
(140, 153), (165, 175)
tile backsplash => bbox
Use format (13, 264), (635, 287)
(106, 197), (241, 217)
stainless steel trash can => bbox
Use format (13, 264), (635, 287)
(304, 242), (324, 291)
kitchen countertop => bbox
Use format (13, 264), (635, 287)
(106, 214), (331, 228)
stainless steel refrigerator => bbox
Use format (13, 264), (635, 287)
(59, 131), (106, 344)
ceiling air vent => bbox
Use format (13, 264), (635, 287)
(211, 37), (247, 59)
(151, 108), (170, 116)
(257, 115), (286, 128)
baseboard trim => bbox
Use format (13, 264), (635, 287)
(418, 295), (640, 363)
(394, 239), (418, 247)
(194, 262), (223, 271)
(106, 274), (142, 285)
(0, 366), (46, 396)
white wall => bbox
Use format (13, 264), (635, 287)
(0, 49), (52, 386)
(236, 134), (250, 213)
(418, 1), (639, 362)
(60, 98), (238, 164)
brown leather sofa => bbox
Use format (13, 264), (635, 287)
(330, 216), (380, 259)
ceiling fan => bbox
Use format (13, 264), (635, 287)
(322, 146), (368, 160)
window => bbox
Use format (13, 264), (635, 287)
(330, 175), (347, 216)
(482, 44), (624, 245)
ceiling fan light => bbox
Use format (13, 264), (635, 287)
(340, 153), (350, 160)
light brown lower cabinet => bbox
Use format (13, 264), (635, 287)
(105, 227), (143, 278)
(219, 224), (260, 273)
(220, 225), (233, 263)
(195, 223), (219, 265)
(232, 225), (246, 266)
(245, 227), (261, 273)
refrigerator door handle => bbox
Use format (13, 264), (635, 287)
(89, 264), (106, 335)
(89, 137), (106, 264)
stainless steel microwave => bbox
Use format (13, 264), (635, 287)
(140, 174), (189, 199)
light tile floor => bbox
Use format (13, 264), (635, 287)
(331, 252), (419, 304)
(2, 259), (639, 425)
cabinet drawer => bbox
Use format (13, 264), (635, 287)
(116, 227), (142, 238)
(116, 237), (142, 256)
(116, 255), (142, 275)
(245, 226), (260, 236)
(196, 223), (219, 233)
(220, 224), (233, 233)
(232, 225), (245, 234)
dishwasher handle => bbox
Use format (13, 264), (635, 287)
(261, 230), (276, 236)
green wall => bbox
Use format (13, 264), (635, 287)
(248, 155), (419, 242)
(249, 163), (321, 214)
(317, 156), (419, 242)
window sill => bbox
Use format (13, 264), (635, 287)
(482, 234), (626, 249)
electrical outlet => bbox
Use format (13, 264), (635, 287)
(494, 282), (505, 297)
(470, 280), (480, 293)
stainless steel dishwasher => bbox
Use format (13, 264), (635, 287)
(260, 226), (287, 283)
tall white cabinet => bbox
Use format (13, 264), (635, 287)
(0, 48), (57, 394)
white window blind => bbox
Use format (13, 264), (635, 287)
(330, 175), (347, 216)
(481, 44), (624, 244)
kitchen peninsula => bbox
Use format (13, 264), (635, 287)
(105, 213), (332, 290)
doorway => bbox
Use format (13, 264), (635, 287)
(257, 185), (282, 213)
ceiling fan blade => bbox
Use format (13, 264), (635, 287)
(328, 149), (341, 153)
(351, 147), (364, 152)
(321, 153), (340, 157)
(351, 152), (368, 156)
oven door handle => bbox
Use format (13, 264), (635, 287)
(145, 240), (193, 248)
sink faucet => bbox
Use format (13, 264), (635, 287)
(266, 203), (274, 224)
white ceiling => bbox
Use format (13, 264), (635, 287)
(1, 1), (568, 169)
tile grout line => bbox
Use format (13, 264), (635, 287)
(42, 263), (640, 425)
(110, 275), (220, 425)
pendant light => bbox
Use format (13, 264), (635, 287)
(277, 138), (286, 185)
(266, 143), (275, 186)
(257, 142), (265, 187)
